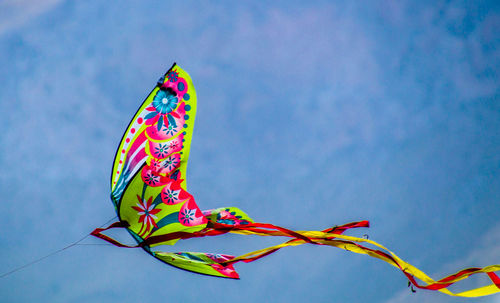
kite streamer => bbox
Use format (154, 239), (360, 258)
(91, 63), (499, 297)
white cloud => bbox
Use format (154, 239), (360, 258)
(0, 0), (64, 35)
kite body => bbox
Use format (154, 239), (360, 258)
(92, 63), (500, 297)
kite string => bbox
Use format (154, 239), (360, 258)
(0, 216), (118, 279)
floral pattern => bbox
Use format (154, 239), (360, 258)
(167, 70), (179, 82)
(150, 159), (162, 172)
(163, 154), (180, 171)
(144, 88), (180, 131)
(148, 134), (183, 160)
(145, 102), (186, 141)
(152, 88), (178, 115)
(179, 208), (196, 225)
(154, 143), (169, 158)
(178, 198), (208, 226)
(165, 124), (176, 136)
(162, 188), (180, 204)
(160, 179), (191, 205)
(131, 195), (161, 237)
(142, 168), (161, 186)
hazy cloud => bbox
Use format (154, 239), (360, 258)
(0, 0), (64, 35)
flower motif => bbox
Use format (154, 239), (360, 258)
(150, 159), (162, 172)
(152, 88), (178, 115)
(165, 124), (176, 136)
(144, 88), (179, 131)
(160, 178), (190, 205)
(144, 101), (186, 141)
(162, 187), (180, 204)
(132, 195), (161, 236)
(143, 169), (160, 186)
(163, 155), (179, 170)
(178, 197), (207, 226)
(167, 70), (179, 82)
(154, 143), (169, 158)
(179, 208), (196, 225)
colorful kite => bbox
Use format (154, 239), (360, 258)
(91, 63), (499, 297)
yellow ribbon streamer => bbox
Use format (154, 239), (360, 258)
(229, 229), (500, 297)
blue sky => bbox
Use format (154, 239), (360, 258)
(0, 1), (499, 302)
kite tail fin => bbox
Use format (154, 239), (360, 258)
(151, 251), (240, 279)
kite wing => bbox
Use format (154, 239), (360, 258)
(110, 63), (207, 246)
(96, 63), (248, 278)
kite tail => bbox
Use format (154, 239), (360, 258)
(220, 225), (500, 298)
(143, 220), (371, 279)
(90, 220), (500, 297)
